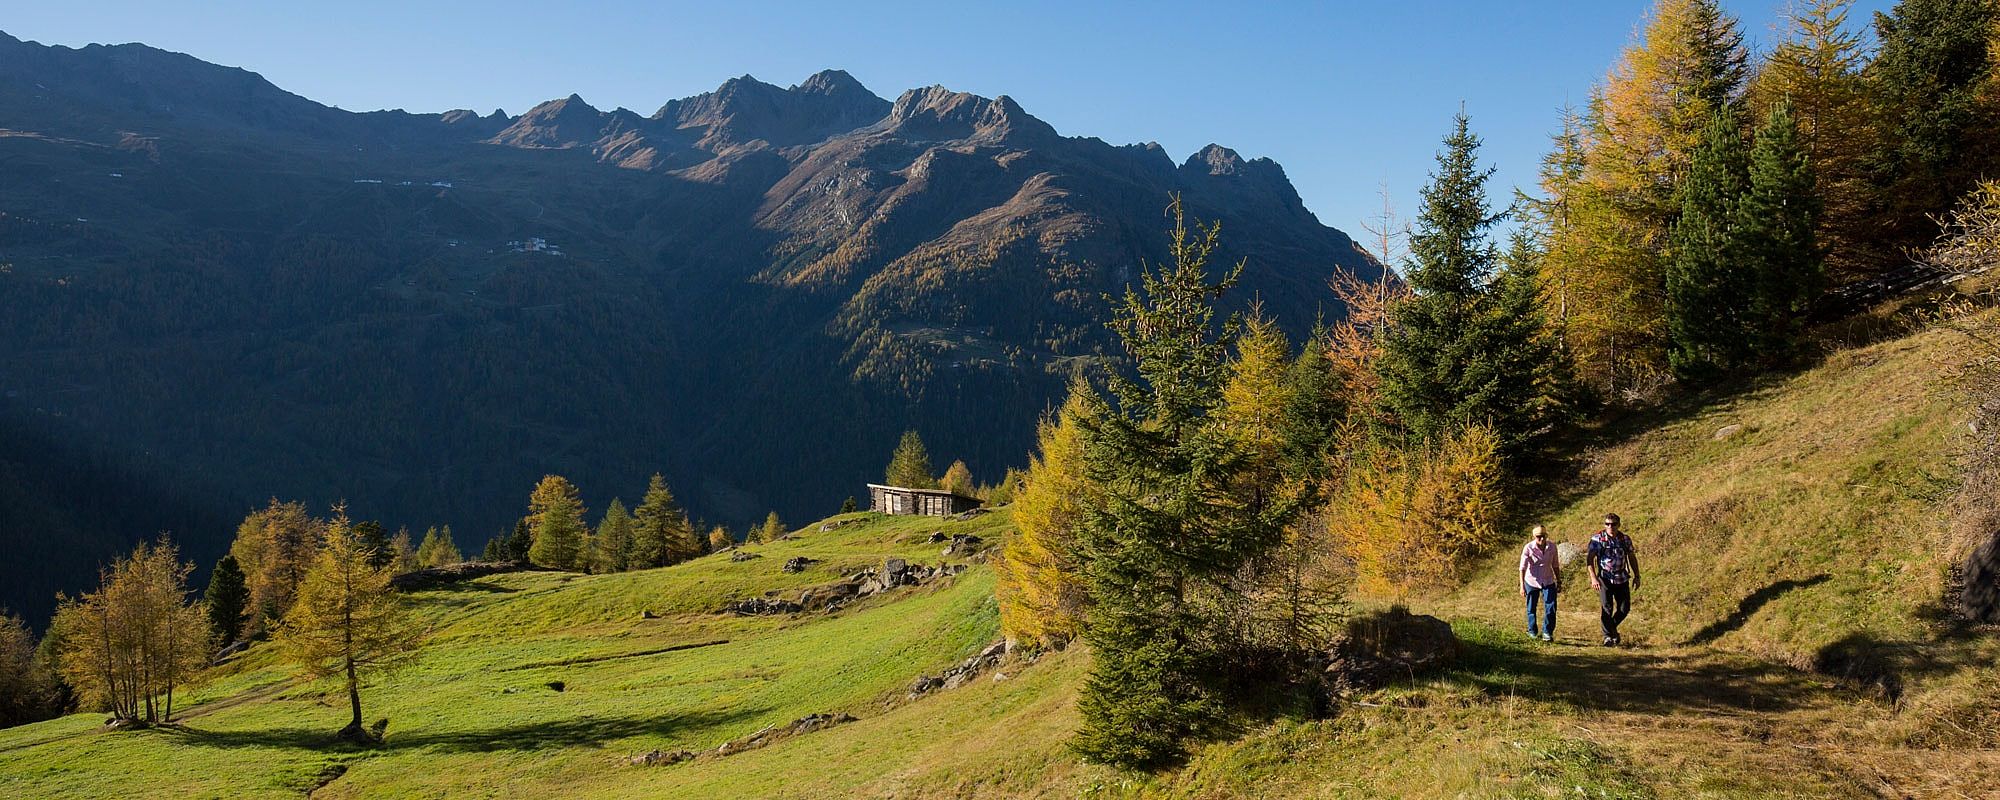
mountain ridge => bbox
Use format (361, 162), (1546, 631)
(0, 29), (1381, 627)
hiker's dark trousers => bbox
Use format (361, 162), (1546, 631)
(1597, 581), (1631, 639)
(1524, 584), (1557, 637)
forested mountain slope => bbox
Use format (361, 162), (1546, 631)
(0, 30), (1381, 625)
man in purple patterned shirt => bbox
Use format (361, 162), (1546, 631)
(1588, 513), (1641, 646)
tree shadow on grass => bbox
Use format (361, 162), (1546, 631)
(164, 705), (769, 754)
(1449, 639), (1831, 717)
(1684, 574), (1831, 646)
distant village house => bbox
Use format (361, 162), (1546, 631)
(867, 484), (981, 517)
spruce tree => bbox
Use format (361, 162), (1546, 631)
(481, 536), (504, 562)
(1071, 197), (1265, 769)
(352, 520), (393, 571)
(1378, 111), (1558, 454)
(594, 499), (634, 573)
(1866, 0), (2000, 247)
(1738, 101), (1823, 364)
(1479, 230), (1575, 454)
(1667, 105), (1753, 379)
(205, 554), (249, 646)
(883, 430), (938, 488)
(505, 518), (532, 562)
(840, 496), (859, 514)
(526, 475), (587, 570)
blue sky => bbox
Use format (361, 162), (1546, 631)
(7, 1), (1891, 258)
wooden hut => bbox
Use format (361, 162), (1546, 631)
(867, 484), (982, 517)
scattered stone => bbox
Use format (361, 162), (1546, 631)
(730, 551), (762, 562)
(639, 610), (658, 620)
(906, 640), (1008, 699)
(927, 531), (949, 543)
(1318, 607), (1459, 693)
(719, 597), (804, 616)
(211, 639), (251, 664)
(502, 687), (519, 694)
(782, 556), (819, 573)
(1713, 423), (1745, 441)
(787, 712), (856, 735)
(719, 560), (970, 617)
(546, 681), (566, 692)
(1555, 541), (1581, 568)
(947, 507), (992, 521)
(943, 534), (984, 557)
(627, 749), (694, 767)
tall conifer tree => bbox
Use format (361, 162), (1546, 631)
(1751, 0), (1874, 278)
(1378, 113), (1562, 454)
(204, 555), (249, 646)
(1560, 0), (1748, 386)
(1071, 198), (1285, 769)
(1667, 105), (1753, 378)
(594, 499), (634, 573)
(631, 475), (694, 568)
(526, 476), (587, 571)
(1866, 0), (2000, 247)
(1739, 101), (1824, 364)
(883, 431), (938, 488)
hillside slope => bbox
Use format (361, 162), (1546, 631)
(2, 321), (1995, 799)
(0, 30), (1383, 625)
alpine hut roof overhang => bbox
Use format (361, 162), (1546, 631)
(866, 484), (982, 517)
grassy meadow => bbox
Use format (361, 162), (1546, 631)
(2, 318), (1996, 798)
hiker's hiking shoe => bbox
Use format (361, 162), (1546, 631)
(1602, 636), (1615, 647)
(1541, 634), (1554, 643)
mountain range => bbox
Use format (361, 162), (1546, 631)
(0, 31), (1382, 625)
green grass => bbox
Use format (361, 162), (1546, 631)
(4, 321), (1998, 798)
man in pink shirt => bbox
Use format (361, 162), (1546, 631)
(1520, 525), (1560, 642)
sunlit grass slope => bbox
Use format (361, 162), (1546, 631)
(3, 320), (1996, 799)
(0, 511), (1095, 799)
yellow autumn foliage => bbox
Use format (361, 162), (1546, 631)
(1327, 424), (1505, 598)
(995, 383), (1096, 648)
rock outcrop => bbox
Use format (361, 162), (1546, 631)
(718, 558), (968, 616)
(1318, 607), (1460, 693)
(907, 640), (1008, 700)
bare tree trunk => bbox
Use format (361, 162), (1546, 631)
(342, 658), (363, 739)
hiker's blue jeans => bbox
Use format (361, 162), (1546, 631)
(1524, 583), (1558, 636)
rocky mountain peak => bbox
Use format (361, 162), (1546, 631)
(796, 69), (868, 97)
(882, 86), (1055, 144)
(656, 71), (888, 149)
(488, 93), (608, 148)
